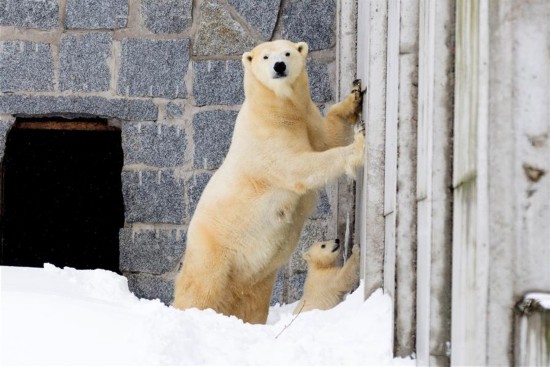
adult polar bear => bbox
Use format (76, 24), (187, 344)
(173, 40), (364, 324)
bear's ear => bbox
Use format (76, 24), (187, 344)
(242, 51), (253, 64)
(302, 252), (311, 261)
(296, 42), (309, 57)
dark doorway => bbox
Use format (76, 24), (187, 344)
(0, 118), (124, 272)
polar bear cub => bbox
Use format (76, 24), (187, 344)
(294, 240), (360, 314)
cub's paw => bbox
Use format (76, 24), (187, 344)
(351, 244), (360, 256)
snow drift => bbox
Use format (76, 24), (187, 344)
(0, 265), (413, 365)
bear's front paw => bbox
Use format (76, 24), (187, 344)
(344, 132), (365, 178)
(354, 119), (366, 136)
(351, 79), (366, 106)
(351, 244), (360, 256)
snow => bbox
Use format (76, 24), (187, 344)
(0, 264), (414, 365)
(523, 292), (550, 309)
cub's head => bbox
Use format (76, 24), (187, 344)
(242, 40), (309, 98)
(303, 239), (341, 269)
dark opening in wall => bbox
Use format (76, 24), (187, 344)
(0, 118), (124, 273)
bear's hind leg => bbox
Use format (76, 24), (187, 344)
(231, 271), (278, 324)
(172, 228), (233, 315)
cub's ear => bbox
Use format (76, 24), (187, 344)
(242, 51), (253, 64)
(302, 252), (311, 261)
(296, 42), (309, 57)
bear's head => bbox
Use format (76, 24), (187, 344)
(303, 239), (341, 269)
(242, 40), (309, 99)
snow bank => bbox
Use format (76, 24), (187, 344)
(0, 265), (414, 365)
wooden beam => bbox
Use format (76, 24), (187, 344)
(14, 121), (119, 131)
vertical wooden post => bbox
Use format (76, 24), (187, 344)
(451, 0), (490, 364)
(383, 0), (400, 300)
(356, 0), (388, 299)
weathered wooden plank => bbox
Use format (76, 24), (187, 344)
(513, 0), (550, 296)
(357, 0), (388, 299)
(427, 1), (454, 365)
(394, 51), (418, 358)
(15, 121), (117, 131)
(451, 0), (490, 365)
(416, 0), (434, 361)
(485, 0), (516, 365)
(335, 0), (358, 262)
(383, 0), (400, 305)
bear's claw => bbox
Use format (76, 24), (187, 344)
(355, 120), (366, 136)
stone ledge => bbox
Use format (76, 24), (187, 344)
(0, 95), (158, 121)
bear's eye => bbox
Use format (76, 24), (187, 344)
(321, 244), (326, 249)
(285, 52), (290, 57)
(263, 55), (268, 60)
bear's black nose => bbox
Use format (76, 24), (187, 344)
(274, 62), (286, 74)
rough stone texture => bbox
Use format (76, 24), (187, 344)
(0, 95), (158, 121)
(193, 0), (256, 56)
(307, 61), (333, 103)
(287, 271), (306, 303)
(122, 122), (186, 167)
(281, 0), (336, 51)
(0, 0), (59, 29)
(192, 110), (237, 169)
(118, 38), (189, 98)
(141, 0), (192, 34)
(65, 0), (128, 29)
(125, 273), (174, 305)
(0, 41), (53, 92)
(119, 228), (185, 274)
(165, 101), (184, 119)
(60, 33), (112, 92)
(0, 116), (15, 161)
(186, 172), (212, 217)
(228, 0), (280, 40)
(193, 60), (244, 106)
(270, 269), (285, 305)
(121, 170), (185, 224)
(312, 189), (332, 219)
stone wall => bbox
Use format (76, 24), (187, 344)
(0, 0), (341, 305)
